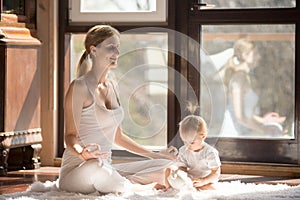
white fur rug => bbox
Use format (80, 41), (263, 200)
(1, 180), (300, 200)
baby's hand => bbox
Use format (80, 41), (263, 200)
(192, 178), (206, 188)
(166, 146), (179, 156)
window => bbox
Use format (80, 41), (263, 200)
(201, 24), (295, 139)
(69, 0), (167, 23)
(2, 0), (25, 15)
(1, 0), (36, 27)
(187, 1), (299, 163)
(196, 0), (295, 9)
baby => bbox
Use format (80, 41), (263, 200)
(166, 114), (221, 190)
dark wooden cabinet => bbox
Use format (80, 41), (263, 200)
(0, 14), (42, 175)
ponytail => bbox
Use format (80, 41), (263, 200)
(76, 50), (91, 78)
(179, 103), (207, 140)
(186, 102), (200, 116)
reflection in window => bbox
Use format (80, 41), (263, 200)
(203, 0), (295, 9)
(70, 33), (168, 149)
(201, 24), (295, 139)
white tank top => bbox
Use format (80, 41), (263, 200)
(60, 76), (124, 178)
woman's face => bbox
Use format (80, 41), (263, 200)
(243, 49), (254, 64)
(93, 34), (120, 69)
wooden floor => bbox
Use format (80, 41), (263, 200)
(0, 167), (59, 195)
(1, 167), (300, 195)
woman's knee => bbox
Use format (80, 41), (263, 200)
(59, 160), (108, 193)
(93, 169), (130, 193)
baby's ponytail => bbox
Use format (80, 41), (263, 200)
(179, 102), (207, 140)
(186, 102), (200, 116)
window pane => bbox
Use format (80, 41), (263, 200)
(80, 0), (156, 12)
(201, 24), (295, 139)
(118, 33), (168, 149)
(3, 0), (25, 15)
(201, 0), (295, 9)
(69, 0), (166, 23)
(70, 33), (168, 149)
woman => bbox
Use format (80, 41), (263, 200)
(58, 25), (177, 194)
(223, 39), (286, 137)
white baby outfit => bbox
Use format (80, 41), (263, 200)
(178, 142), (221, 180)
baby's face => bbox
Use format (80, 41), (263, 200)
(183, 132), (205, 152)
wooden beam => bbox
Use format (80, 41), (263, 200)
(202, 33), (295, 42)
(221, 162), (300, 177)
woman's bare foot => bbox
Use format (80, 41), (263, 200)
(196, 183), (216, 190)
(154, 183), (167, 190)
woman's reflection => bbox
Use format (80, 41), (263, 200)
(220, 39), (286, 137)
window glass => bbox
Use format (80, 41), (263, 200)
(3, 0), (25, 15)
(70, 33), (168, 149)
(200, 24), (295, 139)
(69, 0), (167, 23)
(199, 0), (295, 9)
(80, 0), (156, 12)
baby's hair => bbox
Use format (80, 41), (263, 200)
(179, 103), (207, 142)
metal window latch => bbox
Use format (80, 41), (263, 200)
(190, 2), (215, 10)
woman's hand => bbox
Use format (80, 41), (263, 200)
(253, 112), (288, 134)
(263, 112), (286, 124)
(156, 146), (178, 160)
(79, 143), (109, 161)
(254, 112), (286, 124)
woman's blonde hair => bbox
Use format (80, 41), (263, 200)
(232, 38), (254, 63)
(76, 25), (120, 77)
(222, 39), (254, 87)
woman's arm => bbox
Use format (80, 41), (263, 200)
(231, 85), (284, 134)
(64, 80), (105, 160)
(231, 80), (264, 132)
(114, 127), (177, 160)
(64, 80), (85, 154)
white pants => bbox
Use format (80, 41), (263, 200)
(113, 159), (183, 185)
(58, 159), (130, 194)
